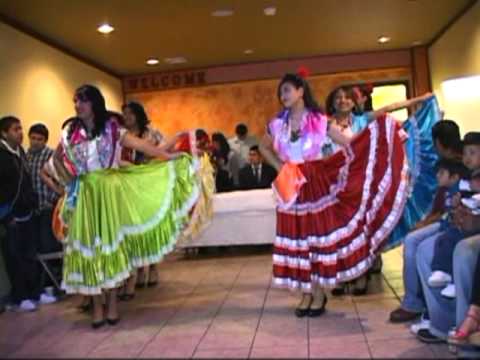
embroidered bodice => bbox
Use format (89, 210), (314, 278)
(60, 119), (125, 176)
(268, 110), (329, 164)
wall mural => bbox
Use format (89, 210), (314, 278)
(126, 67), (410, 138)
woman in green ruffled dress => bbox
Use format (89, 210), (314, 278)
(43, 85), (198, 328)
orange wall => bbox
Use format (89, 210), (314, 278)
(127, 67), (411, 138)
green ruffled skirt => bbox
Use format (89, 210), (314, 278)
(61, 155), (199, 295)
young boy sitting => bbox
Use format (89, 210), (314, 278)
(428, 132), (480, 298)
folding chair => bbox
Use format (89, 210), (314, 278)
(37, 251), (64, 292)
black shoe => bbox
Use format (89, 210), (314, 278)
(91, 320), (106, 329)
(331, 284), (346, 296)
(295, 307), (310, 318)
(308, 296), (328, 318)
(135, 282), (146, 289)
(147, 281), (158, 288)
(106, 317), (120, 326)
(295, 297), (313, 318)
(417, 329), (445, 344)
(389, 307), (422, 323)
(352, 275), (369, 296)
(119, 293), (135, 302)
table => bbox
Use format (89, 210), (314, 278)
(177, 188), (277, 249)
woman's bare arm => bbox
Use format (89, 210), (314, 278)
(328, 122), (351, 146)
(368, 92), (433, 121)
(121, 133), (182, 161)
(259, 134), (283, 171)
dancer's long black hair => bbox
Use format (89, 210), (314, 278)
(277, 73), (323, 114)
(353, 85), (374, 115)
(65, 85), (110, 141)
(121, 101), (150, 137)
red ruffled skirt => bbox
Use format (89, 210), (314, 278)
(272, 116), (409, 291)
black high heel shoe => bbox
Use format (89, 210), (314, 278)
(91, 320), (106, 329)
(118, 293), (135, 302)
(308, 296), (328, 318)
(106, 317), (120, 326)
(352, 274), (369, 296)
(294, 296), (313, 318)
(147, 280), (158, 288)
(331, 283), (347, 296)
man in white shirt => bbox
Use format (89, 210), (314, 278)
(228, 123), (258, 170)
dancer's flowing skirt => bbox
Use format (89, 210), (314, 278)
(61, 155), (198, 295)
(181, 153), (215, 241)
(272, 116), (409, 291)
(384, 97), (440, 250)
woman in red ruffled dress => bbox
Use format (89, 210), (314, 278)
(262, 70), (409, 317)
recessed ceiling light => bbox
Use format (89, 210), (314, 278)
(412, 40), (423, 46)
(377, 36), (391, 44)
(211, 9), (234, 17)
(244, 49), (254, 55)
(97, 23), (114, 34)
(264, 6), (277, 16)
(164, 57), (187, 64)
(146, 58), (159, 65)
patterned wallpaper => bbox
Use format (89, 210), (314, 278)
(126, 67), (410, 139)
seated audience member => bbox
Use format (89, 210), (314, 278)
(389, 120), (464, 323)
(239, 145), (277, 190)
(0, 116), (41, 312)
(27, 124), (62, 301)
(432, 119), (464, 161)
(449, 222), (480, 346)
(415, 203), (480, 360)
(389, 159), (464, 323)
(428, 133), (480, 299)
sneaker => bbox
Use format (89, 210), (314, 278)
(5, 302), (17, 312)
(428, 271), (452, 288)
(417, 328), (444, 343)
(17, 299), (38, 312)
(441, 284), (456, 299)
(39, 293), (57, 305)
(389, 307), (422, 323)
(410, 317), (431, 335)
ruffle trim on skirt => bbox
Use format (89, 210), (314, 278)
(62, 156), (199, 295)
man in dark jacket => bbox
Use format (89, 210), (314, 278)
(238, 145), (277, 190)
(0, 116), (41, 311)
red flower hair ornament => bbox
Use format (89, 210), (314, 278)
(296, 66), (311, 79)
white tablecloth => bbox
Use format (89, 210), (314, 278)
(178, 189), (277, 248)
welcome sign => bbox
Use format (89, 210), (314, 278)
(123, 70), (207, 93)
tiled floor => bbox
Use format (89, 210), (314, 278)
(0, 246), (454, 359)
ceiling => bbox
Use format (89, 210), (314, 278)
(0, 0), (473, 76)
